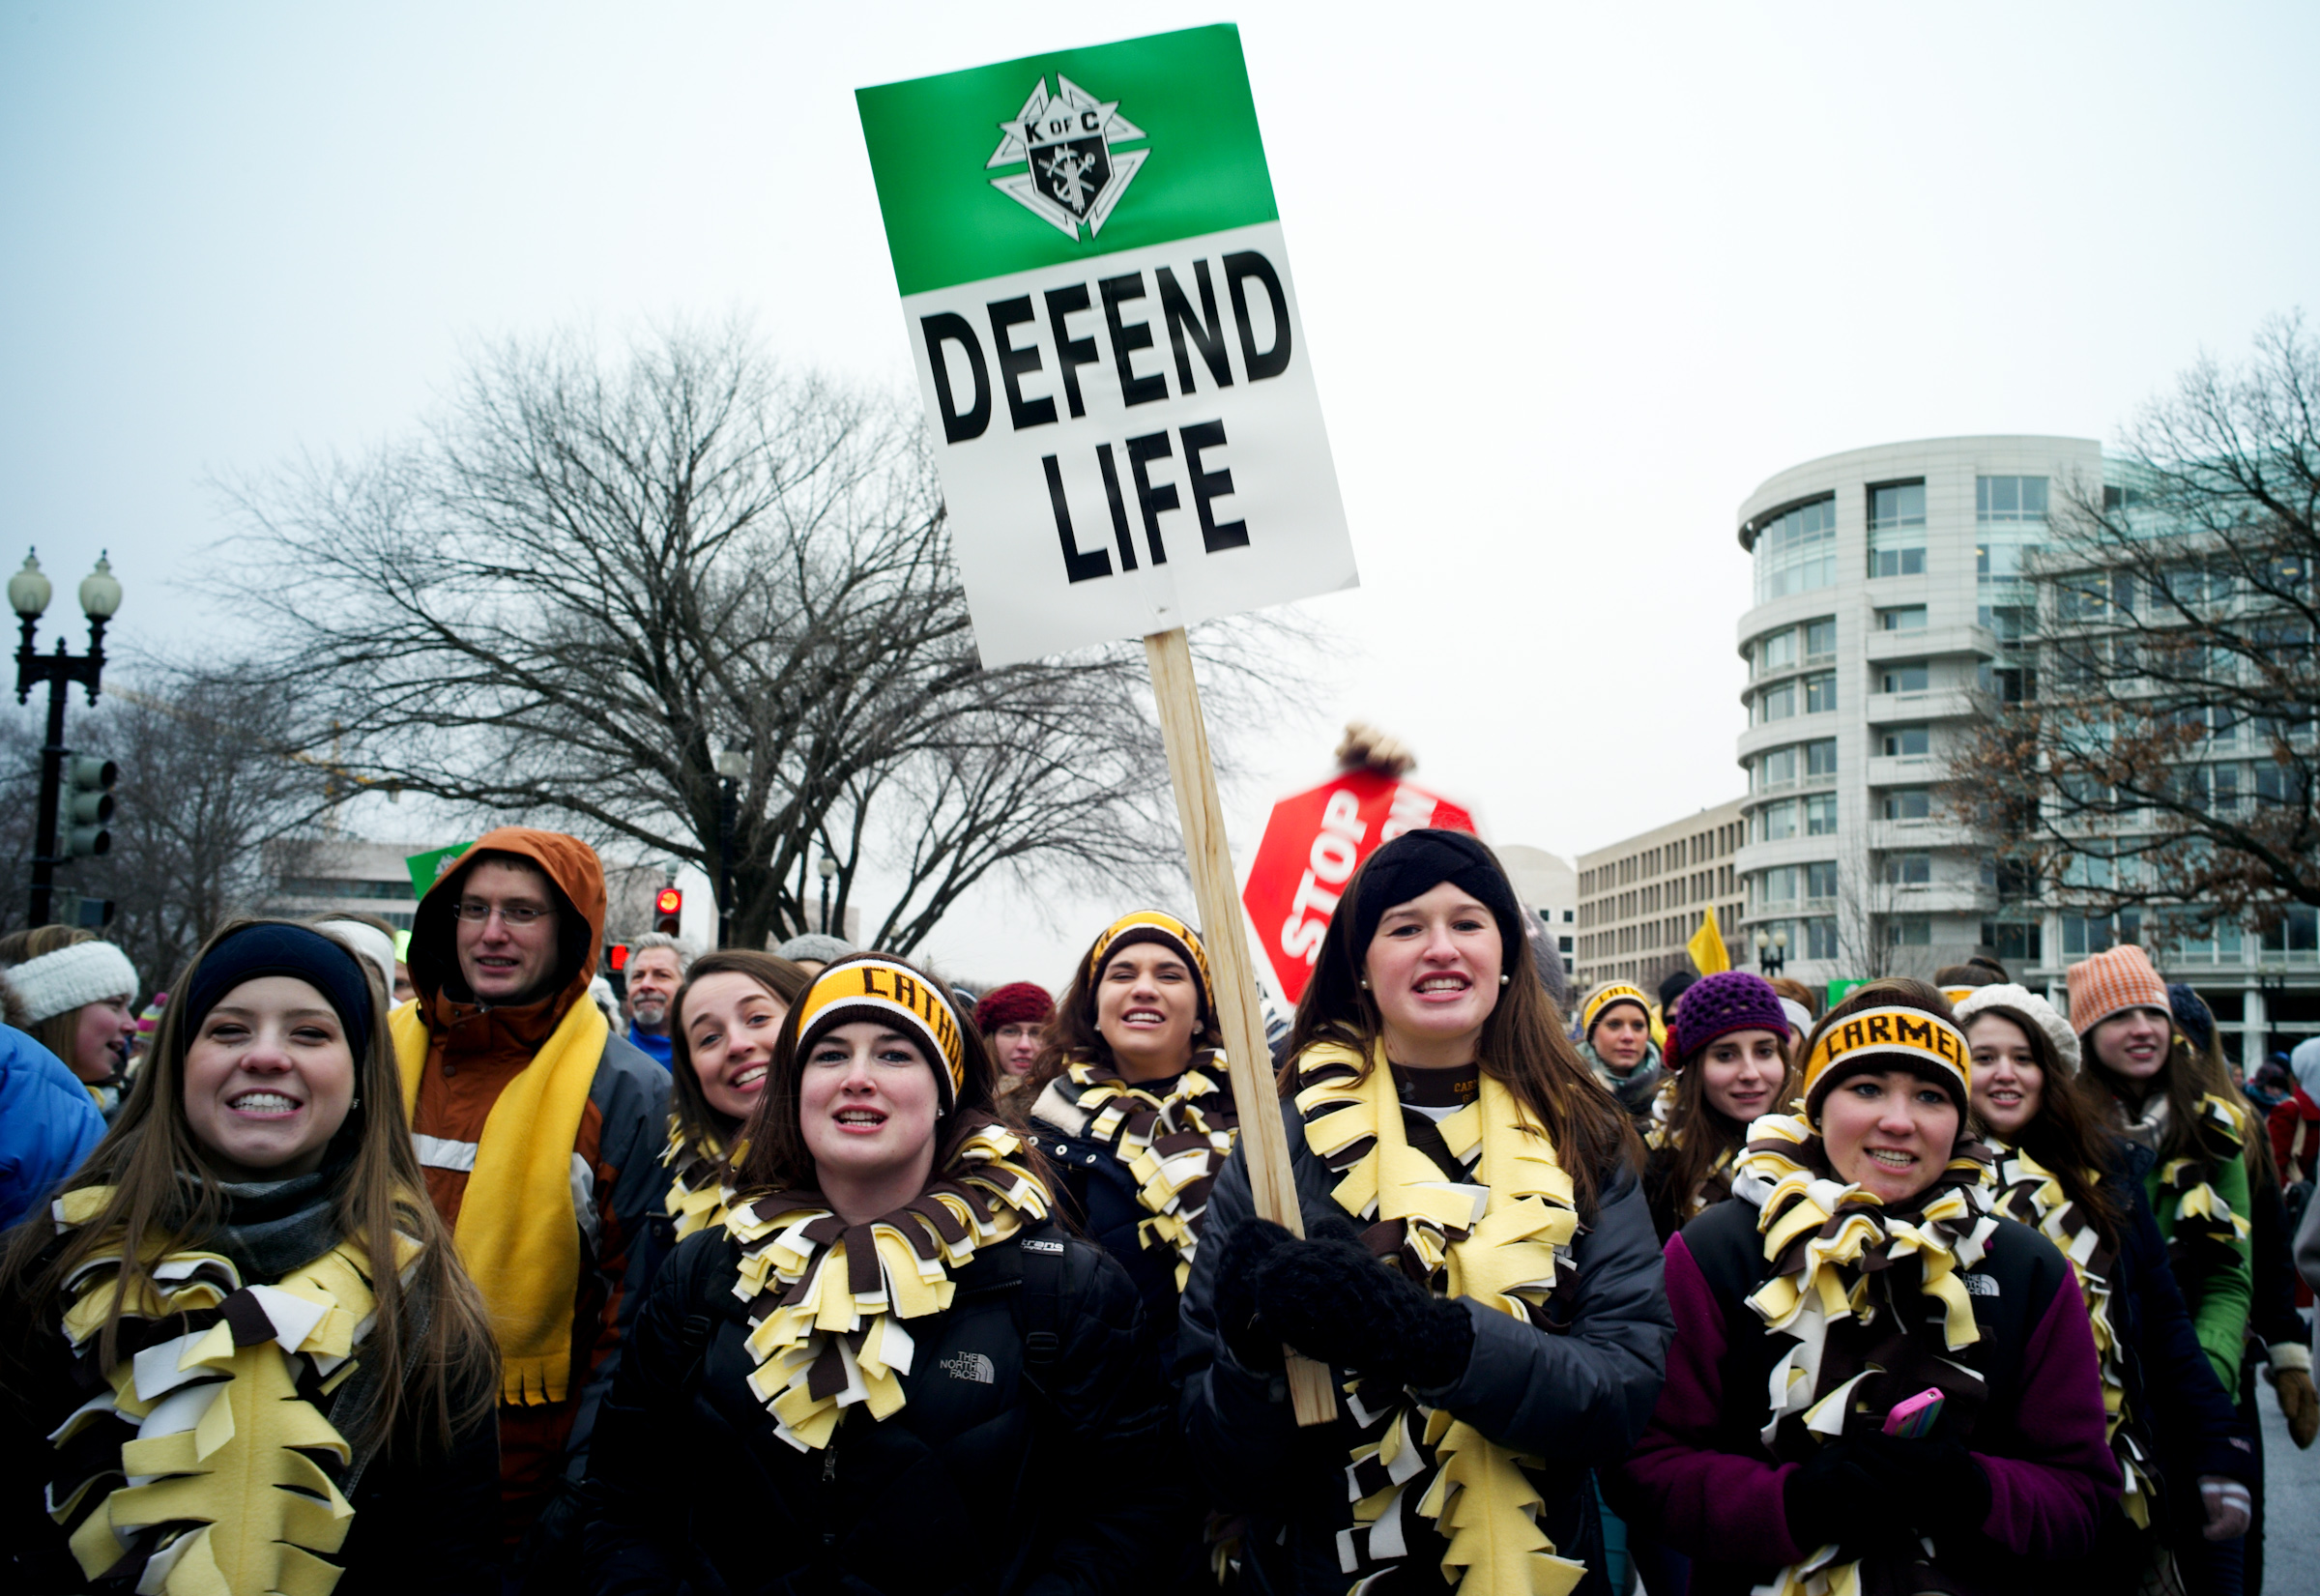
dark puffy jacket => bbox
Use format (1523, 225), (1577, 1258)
(1029, 1090), (1185, 1363)
(0, 1027), (103, 1232)
(580, 1219), (1194, 1594)
(1617, 1198), (2117, 1596)
(1175, 1110), (1672, 1594)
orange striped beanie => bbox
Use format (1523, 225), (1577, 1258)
(2064, 943), (2169, 1036)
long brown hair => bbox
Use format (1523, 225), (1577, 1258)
(1961, 1003), (2127, 1250)
(1027, 921), (1224, 1094)
(0, 918), (498, 1459)
(668, 950), (812, 1155)
(2171, 1028), (2277, 1194)
(1650, 1042), (1800, 1228)
(1284, 844), (1639, 1217)
(2080, 998), (2221, 1167)
(734, 953), (1054, 1204)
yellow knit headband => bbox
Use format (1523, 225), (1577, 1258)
(795, 959), (968, 1109)
(1803, 1004), (1971, 1105)
(1086, 910), (1212, 998)
(1582, 983), (1651, 1035)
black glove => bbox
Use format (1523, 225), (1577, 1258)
(1253, 1227), (1476, 1390)
(1850, 1431), (1991, 1535)
(1209, 1217), (1292, 1373)
(1784, 1441), (1904, 1554)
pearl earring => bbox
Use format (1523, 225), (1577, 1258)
(1499, 975), (1511, 986)
(1359, 978), (1370, 990)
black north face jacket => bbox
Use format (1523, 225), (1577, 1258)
(579, 1219), (1193, 1595)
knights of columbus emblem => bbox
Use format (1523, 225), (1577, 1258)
(987, 75), (1148, 241)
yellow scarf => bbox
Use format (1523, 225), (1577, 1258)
(1053, 1050), (1239, 1290)
(1294, 1042), (1588, 1596)
(46, 1186), (413, 1596)
(392, 994), (606, 1405)
(1987, 1141), (2148, 1526)
(663, 1120), (742, 1242)
(727, 1122), (1050, 1451)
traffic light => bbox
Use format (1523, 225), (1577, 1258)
(606, 943), (630, 973)
(653, 887), (682, 936)
(64, 755), (117, 858)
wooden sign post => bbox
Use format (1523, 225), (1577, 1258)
(1145, 626), (1337, 1425)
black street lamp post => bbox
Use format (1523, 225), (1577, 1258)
(712, 748), (748, 951)
(12, 551), (122, 928)
(818, 854), (837, 937)
(1754, 927), (1787, 978)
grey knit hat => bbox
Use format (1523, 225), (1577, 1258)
(773, 932), (856, 966)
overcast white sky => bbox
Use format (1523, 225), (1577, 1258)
(4, 2), (2314, 991)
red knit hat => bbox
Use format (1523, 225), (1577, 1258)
(2064, 944), (2168, 1036)
(972, 980), (1054, 1034)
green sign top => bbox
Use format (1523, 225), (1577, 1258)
(856, 24), (1280, 298)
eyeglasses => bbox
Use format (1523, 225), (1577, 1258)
(450, 900), (554, 928)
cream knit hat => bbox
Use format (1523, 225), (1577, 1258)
(4, 940), (139, 1026)
(1954, 983), (2081, 1074)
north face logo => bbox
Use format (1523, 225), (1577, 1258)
(941, 1349), (996, 1385)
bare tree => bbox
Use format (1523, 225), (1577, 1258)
(1946, 313), (2320, 944)
(0, 665), (336, 990)
(218, 321), (1305, 953)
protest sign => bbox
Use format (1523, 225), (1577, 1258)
(857, 23), (1354, 667)
(404, 842), (473, 901)
(860, 25), (1352, 1422)
(1243, 769), (1478, 1005)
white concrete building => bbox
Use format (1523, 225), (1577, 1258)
(1499, 844), (1580, 981)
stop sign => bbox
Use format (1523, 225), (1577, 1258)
(1241, 768), (1478, 1005)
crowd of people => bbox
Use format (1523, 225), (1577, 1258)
(0, 819), (2316, 1596)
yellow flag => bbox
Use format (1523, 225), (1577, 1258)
(1687, 908), (1729, 975)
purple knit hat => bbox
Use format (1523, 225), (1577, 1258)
(1668, 971), (1792, 1070)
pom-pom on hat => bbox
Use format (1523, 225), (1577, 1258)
(1580, 981), (1651, 1041)
(972, 980), (1054, 1034)
(774, 932), (856, 967)
(1084, 911), (1211, 1020)
(1801, 1003), (1972, 1117)
(3, 940), (139, 1028)
(1666, 971), (1790, 1070)
(2167, 982), (2216, 1056)
(2064, 943), (2169, 1036)
(1953, 983), (2080, 1074)
(793, 955), (970, 1115)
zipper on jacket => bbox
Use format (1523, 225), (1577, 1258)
(821, 1445), (838, 1544)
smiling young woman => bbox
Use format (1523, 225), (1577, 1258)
(579, 952), (1190, 1591)
(1615, 977), (2117, 1595)
(0, 926), (142, 1118)
(1177, 828), (1667, 1594)
(1954, 983), (2254, 1586)
(1640, 970), (1797, 1241)
(0, 919), (501, 1594)
(654, 950), (811, 1249)
(1025, 911), (1238, 1371)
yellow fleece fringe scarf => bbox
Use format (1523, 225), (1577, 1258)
(1294, 1042), (1588, 1596)
(1058, 1050), (1240, 1290)
(2159, 1093), (2253, 1278)
(1735, 1113), (1997, 1596)
(1986, 1141), (2149, 1527)
(44, 1187), (417, 1596)
(663, 1120), (744, 1242)
(392, 995), (606, 1405)
(726, 1122), (1050, 1452)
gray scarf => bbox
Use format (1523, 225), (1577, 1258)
(2108, 1088), (2172, 1153)
(1581, 1039), (1667, 1117)
(207, 1158), (349, 1282)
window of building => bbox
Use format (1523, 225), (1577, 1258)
(1883, 852), (1931, 885)
(1879, 661), (1929, 695)
(1978, 476), (2048, 523)
(1762, 865), (1801, 903)
(1804, 671), (1838, 714)
(2063, 912), (2142, 957)
(1881, 726), (1930, 759)
(1807, 861), (1839, 900)
(1805, 619), (1838, 659)
(1757, 799), (1799, 842)
(1886, 914), (1932, 946)
(1981, 920), (2043, 963)
(1754, 498), (1840, 603)
(277, 876), (418, 901)
(1805, 794), (1838, 835)
(1883, 789), (1931, 822)
(1757, 745), (1797, 789)
(1807, 739), (1839, 777)
(1869, 481), (1927, 578)
(1879, 606), (1928, 631)
(2260, 907), (2318, 955)
(1758, 681), (1797, 721)
(1757, 628), (1798, 675)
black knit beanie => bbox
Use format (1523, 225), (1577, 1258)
(1348, 829), (1524, 960)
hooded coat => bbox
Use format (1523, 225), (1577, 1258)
(402, 828), (669, 1546)
(0, 1026), (103, 1231)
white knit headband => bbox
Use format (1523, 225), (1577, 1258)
(5, 941), (140, 1026)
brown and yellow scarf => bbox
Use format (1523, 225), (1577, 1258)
(662, 1120), (744, 1243)
(1043, 1049), (1239, 1290)
(727, 1123), (1050, 1451)
(44, 1187), (415, 1596)
(1295, 1042), (1588, 1596)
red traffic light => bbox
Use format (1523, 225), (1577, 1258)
(654, 887), (682, 916)
(606, 943), (630, 972)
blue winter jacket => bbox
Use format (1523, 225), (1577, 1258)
(0, 1026), (104, 1231)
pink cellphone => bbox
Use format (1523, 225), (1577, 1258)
(1883, 1387), (1945, 1439)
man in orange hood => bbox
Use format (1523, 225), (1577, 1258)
(393, 827), (669, 1568)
